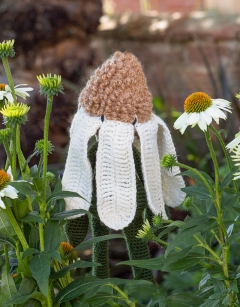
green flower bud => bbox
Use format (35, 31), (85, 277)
(136, 220), (155, 241)
(161, 154), (177, 170)
(0, 102), (30, 126)
(34, 139), (54, 155)
(46, 172), (56, 184)
(182, 196), (193, 209)
(37, 74), (64, 96)
(152, 214), (163, 227)
(0, 40), (15, 58)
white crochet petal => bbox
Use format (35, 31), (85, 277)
(96, 120), (136, 230)
(152, 113), (186, 207)
(62, 108), (101, 218)
(135, 118), (167, 219)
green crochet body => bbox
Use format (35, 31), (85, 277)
(65, 142), (154, 281)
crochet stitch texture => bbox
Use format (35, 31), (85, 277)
(62, 51), (185, 231)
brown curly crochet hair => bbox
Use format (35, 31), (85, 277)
(79, 51), (152, 123)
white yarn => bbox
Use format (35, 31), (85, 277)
(96, 120), (136, 230)
(135, 118), (168, 219)
(62, 108), (102, 218)
(152, 114), (186, 207)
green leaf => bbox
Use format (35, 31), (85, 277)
(44, 220), (61, 251)
(180, 170), (214, 185)
(163, 247), (192, 267)
(50, 209), (89, 220)
(74, 234), (124, 252)
(118, 255), (165, 270)
(30, 253), (51, 296)
(166, 293), (204, 307)
(165, 218), (215, 257)
(51, 260), (100, 279)
(8, 181), (38, 196)
(220, 171), (233, 190)
(47, 191), (84, 204)
(163, 253), (203, 272)
(0, 209), (15, 237)
(17, 255), (32, 277)
(146, 288), (168, 307)
(20, 211), (44, 224)
(181, 186), (211, 200)
(1, 263), (17, 307)
(22, 248), (40, 259)
(0, 234), (16, 247)
(54, 277), (153, 306)
(3, 277), (38, 306)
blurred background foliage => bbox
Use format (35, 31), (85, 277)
(0, 0), (240, 297)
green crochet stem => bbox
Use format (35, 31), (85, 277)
(65, 215), (89, 248)
(88, 142), (110, 279)
(123, 146), (154, 282)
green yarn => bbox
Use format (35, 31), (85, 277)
(88, 142), (110, 279)
(65, 215), (89, 248)
(123, 146), (154, 282)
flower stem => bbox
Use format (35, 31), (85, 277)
(209, 124), (238, 193)
(173, 161), (214, 198)
(1, 57), (17, 104)
(43, 94), (53, 204)
(4, 200), (29, 251)
(205, 128), (234, 302)
(11, 126), (17, 180)
(39, 94), (53, 252)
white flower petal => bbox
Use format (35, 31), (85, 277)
(188, 113), (199, 125)
(198, 114), (207, 131)
(226, 135), (240, 150)
(7, 166), (13, 181)
(201, 111), (212, 125)
(4, 185), (18, 199)
(0, 198), (6, 209)
(5, 92), (14, 103)
(173, 112), (188, 130)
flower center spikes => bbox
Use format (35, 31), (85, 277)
(0, 170), (10, 190)
(37, 74), (63, 96)
(0, 84), (6, 91)
(60, 242), (77, 260)
(184, 92), (212, 113)
(0, 102), (30, 125)
(0, 40), (15, 58)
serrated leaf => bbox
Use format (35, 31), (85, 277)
(50, 209), (89, 220)
(20, 211), (44, 224)
(74, 234), (124, 252)
(8, 181), (38, 196)
(44, 220), (61, 251)
(51, 260), (100, 279)
(47, 191), (85, 204)
(181, 186), (211, 200)
(30, 253), (51, 296)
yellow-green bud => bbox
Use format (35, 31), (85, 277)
(0, 40), (15, 58)
(0, 102), (30, 126)
(37, 74), (64, 96)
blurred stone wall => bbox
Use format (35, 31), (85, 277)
(0, 0), (102, 167)
(96, 12), (240, 159)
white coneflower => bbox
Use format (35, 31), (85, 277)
(0, 167), (18, 209)
(0, 84), (33, 103)
(174, 92), (231, 134)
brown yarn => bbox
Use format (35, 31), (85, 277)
(79, 51), (152, 123)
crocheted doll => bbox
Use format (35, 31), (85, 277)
(62, 51), (185, 280)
